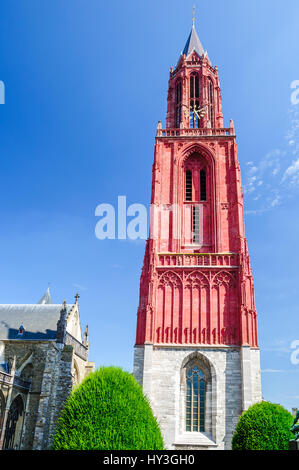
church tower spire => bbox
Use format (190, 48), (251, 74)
(133, 18), (262, 450)
(166, 18), (222, 132)
(182, 21), (205, 59)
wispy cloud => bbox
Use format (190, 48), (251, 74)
(73, 283), (88, 291)
(262, 339), (292, 354)
(283, 158), (299, 185)
(244, 103), (299, 214)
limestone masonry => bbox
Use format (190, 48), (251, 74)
(0, 289), (94, 450)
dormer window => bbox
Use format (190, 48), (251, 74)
(18, 325), (25, 336)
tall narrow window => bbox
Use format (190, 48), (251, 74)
(185, 170), (192, 201)
(200, 169), (207, 201)
(207, 79), (214, 127)
(190, 74), (199, 98)
(189, 74), (200, 129)
(175, 81), (182, 128)
(186, 366), (206, 432)
(193, 206), (200, 243)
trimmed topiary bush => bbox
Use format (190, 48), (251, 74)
(52, 366), (164, 450)
(232, 401), (294, 450)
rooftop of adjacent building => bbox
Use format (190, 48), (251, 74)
(0, 288), (84, 341)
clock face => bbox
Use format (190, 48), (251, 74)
(193, 105), (207, 119)
(182, 104), (207, 120)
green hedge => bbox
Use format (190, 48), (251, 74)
(232, 401), (294, 450)
(52, 366), (164, 450)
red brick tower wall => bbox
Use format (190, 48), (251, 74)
(135, 34), (258, 350)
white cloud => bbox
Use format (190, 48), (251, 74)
(283, 158), (299, 185)
(244, 104), (299, 213)
(271, 194), (281, 207)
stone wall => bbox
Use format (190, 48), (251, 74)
(0, 340), (74, 450)
(2, 341), (48, 450)
(32, 343), (73, 449)
(134, 344), (262, 450)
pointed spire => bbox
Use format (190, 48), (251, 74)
(37, 287), (53, 305)
(182, 22), (205, 58)
(181, 7), (207, 60)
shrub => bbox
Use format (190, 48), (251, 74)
(232, 401), (294, 450)
(52, 366), (164, 450)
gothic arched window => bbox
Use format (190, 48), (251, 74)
(189, 74), (200, 129)
(175, 80), (182, 128)
(3, 395), (24, 450)
(207, 79), (215, 127)
(186, 365), (206, 432)
(184, 152), (212, 247)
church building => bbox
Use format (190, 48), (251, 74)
(0, 289), (94, 450)
(133, 20), (262, 450)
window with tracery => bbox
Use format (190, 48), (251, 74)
(175, 80), (182, 128)
(3, 395), (24, 450)
(189, 73), (200, 129)
(192, 206), (200, 243)
(184, 153), (212, 247)
(186, 365), (206, 432)
(185, 170), (192, 201)
(207, 79), (215, 127)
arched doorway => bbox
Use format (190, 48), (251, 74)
(3, 395), (24, 450)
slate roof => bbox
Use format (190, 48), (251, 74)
(0, 304), (73, 340)
(182, 24), (205, 58)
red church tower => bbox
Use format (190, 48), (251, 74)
(133, 19), (262, 450)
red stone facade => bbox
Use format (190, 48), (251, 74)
(135, 38), (258, 350)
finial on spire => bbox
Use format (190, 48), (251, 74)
(75, 292), (80, 303)
(192, 5), (196, 26)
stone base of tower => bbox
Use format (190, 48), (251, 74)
(134, 345), (262, 450)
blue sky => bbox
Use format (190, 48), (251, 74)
(0, 0), (298, 411)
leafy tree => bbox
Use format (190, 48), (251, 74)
(52, 366), (164, 450)
(232, 401), (294, 450)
